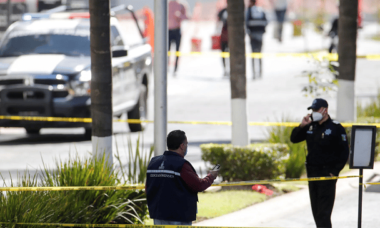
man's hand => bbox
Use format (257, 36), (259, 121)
(209, 170), (219, 179)
(300, 114), (312, 128)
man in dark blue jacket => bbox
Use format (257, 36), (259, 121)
(290, 98), (349, 228)
(146, 130), (218, 225)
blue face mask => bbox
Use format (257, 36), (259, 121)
(184, 146), (188, 157)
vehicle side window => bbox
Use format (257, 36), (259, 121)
(110, 26), (124, 47)
(115, 11), (144, 47)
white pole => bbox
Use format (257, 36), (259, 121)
(154, 0), (168, 156)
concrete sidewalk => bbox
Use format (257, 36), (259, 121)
(195, 163), (380, 228)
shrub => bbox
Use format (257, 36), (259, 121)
(200, 143), (289, 181)
(0, 137), (153, 228)
(115, 136), (154, 184)
(356, 95), (380, 160)
(357, 93), (380, 118)
(266, 120), (307, 178)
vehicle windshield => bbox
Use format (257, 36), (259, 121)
(0, 29), (90, 57)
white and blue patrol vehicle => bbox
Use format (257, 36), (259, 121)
(0, 5), (152, 136)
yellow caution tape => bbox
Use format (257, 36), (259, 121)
(365, 182), (380, 185)
(212, 175), (360, 186)
(168, 51), (380, 60)
(0, 176), (359, 192)
(0, 115), (92, 123)
(341, 122), (380, 128)
(2, 115), (380, 127)
(0, 185), (145, 192)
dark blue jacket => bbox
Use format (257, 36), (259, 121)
(246, 6), (268, 36)
(290, 117), (349, 175)
(146, 151), (198, 222)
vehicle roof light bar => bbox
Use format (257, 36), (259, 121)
(22, 13), (50, 21)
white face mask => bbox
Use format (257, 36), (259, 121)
(311, 108), (325, 122)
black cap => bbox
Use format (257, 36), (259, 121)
(307, 98), (328, 110)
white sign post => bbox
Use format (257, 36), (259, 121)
(349, 125), (376, 228)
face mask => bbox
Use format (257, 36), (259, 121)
(311, 108), (325, 122)
(184, 146), (188, 157)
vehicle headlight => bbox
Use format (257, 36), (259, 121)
(69, 70), (91, 96)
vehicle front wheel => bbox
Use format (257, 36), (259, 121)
(127, 85), (147, 132)
(84, 128), (92, 140)
(25, 128), (41, 135)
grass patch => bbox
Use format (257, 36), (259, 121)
(196, 190), (266, 220)
(272, 183), (301, 193)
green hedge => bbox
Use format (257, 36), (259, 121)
(200, 143), (289, 181)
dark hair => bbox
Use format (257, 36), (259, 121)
(250, 0), (256, 3)
(167, 130), (187, 150)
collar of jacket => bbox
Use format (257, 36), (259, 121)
(164, 150), (184, 158)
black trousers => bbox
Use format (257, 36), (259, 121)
(220, 41), (228, 69)
(168, 28), (181, 72)
(306, 165), (337, 228)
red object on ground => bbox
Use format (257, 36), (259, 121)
(211, 35), (221, 50)
(191, 38), (202, 52)
(252, 184), (273, 196)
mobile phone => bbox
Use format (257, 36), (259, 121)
(212, 164), (221, 171)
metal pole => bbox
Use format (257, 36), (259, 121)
(358, 168), (363, 228)
(6, 0), (11, 28)
(154, 0), (168, 156)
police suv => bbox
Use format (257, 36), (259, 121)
(0, 6), (152, 136)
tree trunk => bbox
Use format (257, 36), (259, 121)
(89, 0), (113, 166)
(336, 0), (358, 122)
(227, 0), (249, 146)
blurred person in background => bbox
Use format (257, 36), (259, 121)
(246, 0), (267, 79)
(270, 0), (287, 42)
(217, 6), (229, 76)
(327, 16), (338, 54)
(168, 0), (189, 76)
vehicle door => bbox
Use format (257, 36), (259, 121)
(111, 24), (136, 115)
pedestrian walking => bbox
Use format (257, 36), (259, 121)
(146, 130), (219, 225)
(290, 98), (349, 228)
(217, 7), (229, 76)
(168, 0), (189, 75)
(246, 0), (267, 79)
(327, 17), (338, 54)
(270, 0), (287, 42)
